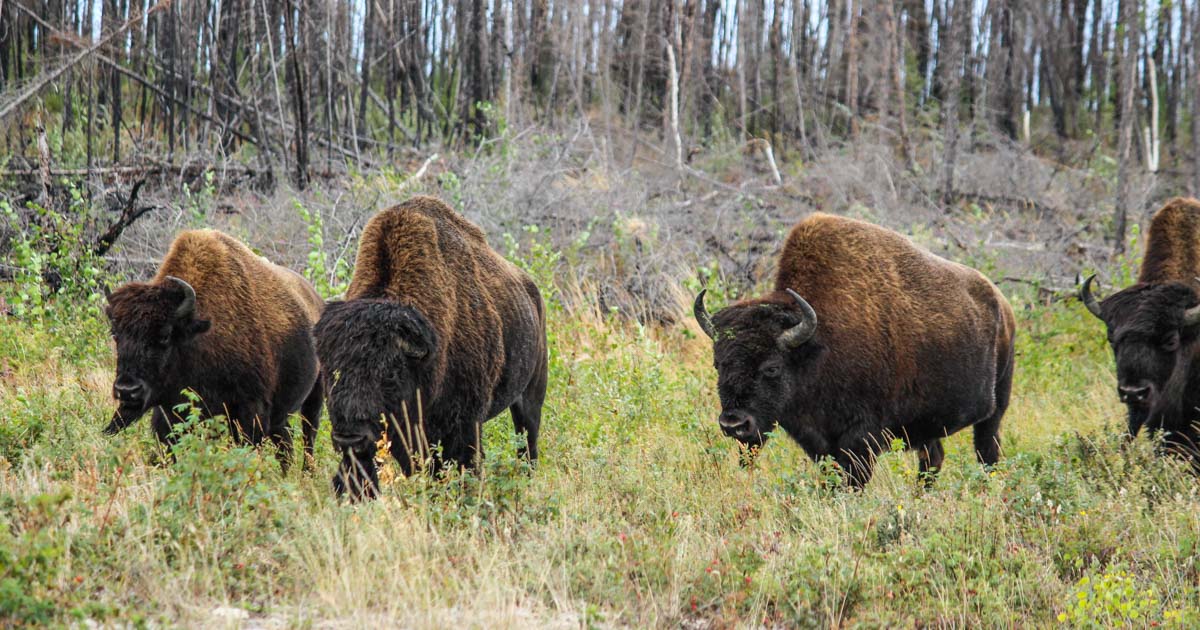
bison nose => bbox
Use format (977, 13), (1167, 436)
(331, 430), (376, 453)
(113, 379), (147, 404)
(1118, 384), (1152, 404)
(718, 410), (752, 437)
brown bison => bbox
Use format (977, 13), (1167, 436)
(1081, 197), (1200, 462)
(104, 229), (324, 472)
(694, 213), (1016, 487)
(314, 196), (547, 500)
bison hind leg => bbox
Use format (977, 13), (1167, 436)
(510, 398), (542, 466)
(511, 358), (547, 466)
(975, 345), (1013, 467)
(267, 409), (295, 475)
(916, 439), (945, 488)
(299, 375), (324, 472)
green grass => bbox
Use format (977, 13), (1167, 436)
(1, 287), (1198, 628)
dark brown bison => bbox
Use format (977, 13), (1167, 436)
(314, 196), (547, 500)
(694, 213), (1016, 487)
(1081, 197), (1200, 463)
(104, 229), (324, 472)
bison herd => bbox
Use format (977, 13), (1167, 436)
(100, 195), (1200, 499)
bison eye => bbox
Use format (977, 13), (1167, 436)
(760, 363), (782, 378)
(1163, 333), (1181, 351)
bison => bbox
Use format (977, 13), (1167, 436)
(693, 213), (1016, 487)
(104, 229), (324, 472)
(1080, 197), (1200, 463)
(313, 196), (548, 500)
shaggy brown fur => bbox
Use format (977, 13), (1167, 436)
(1085, 198), (1200, 464)
(315, 196), (547, 500)
(1139, 198), (1200, 283)
(104, 229), (324, 471)
(697, 212), (1016, 487)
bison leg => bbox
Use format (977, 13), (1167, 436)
(916, 439), (945, 487)
(268, 413), (295, 475)
(333, 450), (379, 501)
(510, 398), (542, 465)
(975, 348), (1012, 467)
(151, 407), (179, 463)
(387, 431), (418, 477)
(835, 447), (876, 490)
(511, 350), (547, 465)
(973, 414), (1003, 466)
(441, 423), (484, 471)
(298, 374), (324, 472)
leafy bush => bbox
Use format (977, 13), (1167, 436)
(1057, 568), (1175, 627)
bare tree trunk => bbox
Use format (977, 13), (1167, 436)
(844, 0), (859, 137)
(940, 0), (967, 205)
(284, 0), (310, 188)
(1192, 1), (1200, 195)
(666, 38), (682, 174)
(884, 0), (914, 169)
(1114, 0), (1139, 256)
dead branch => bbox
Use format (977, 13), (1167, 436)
(93, 179), (159, 257)
(12, 4), (258, 147)
(0, 1), (167, 122)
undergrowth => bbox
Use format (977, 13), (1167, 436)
(1, 215), (1198, 627)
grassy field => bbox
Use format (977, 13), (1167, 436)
(2, 267), (1199, 628)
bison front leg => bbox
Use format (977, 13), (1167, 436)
(436, 423), (484, 472)
(835, 446), (876, 490)
(151, 407), (180, 464)
(916, 439), (945, 488)
(267, 409), (295, 475)
(333, 448), (379, 501)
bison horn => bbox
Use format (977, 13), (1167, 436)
(1184, 303), (1200, 327)
(693, 289), (716, 339)
(777, 289), (818, 349)
(1079, 274), (1104, 320)
(166, 276), (197, 319)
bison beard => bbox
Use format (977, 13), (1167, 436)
(316, 197), (548, 501)
(694, 212), (1015, 488)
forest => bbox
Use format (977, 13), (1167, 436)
(1, 0), (1200, 627)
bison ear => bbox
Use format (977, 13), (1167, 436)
(394, 307), (437, 360)
(187, 319), (212, 336)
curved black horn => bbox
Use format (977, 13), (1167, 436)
(166, 276), (197, 319)
(693, 289), (716, 339)
(1079, 274), (1104, 319)
(777, 288), (818, 348)
(1184, 303), (1200, 327)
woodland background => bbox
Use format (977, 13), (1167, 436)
(0, 0), (1198, 305)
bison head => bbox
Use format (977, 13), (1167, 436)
(314, 298), (437, 456)
(1081, 275), (1200, 435)
(103, 276), (211, 433)
(694, 288), (820, 450)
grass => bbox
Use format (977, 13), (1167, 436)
(2, 279), (1199, 628)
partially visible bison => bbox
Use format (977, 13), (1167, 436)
(694, 213), (1016, 487)
(104, 229), (324, 472)
(1081, 197), (1200, 463)
(314, 196), (548, 500)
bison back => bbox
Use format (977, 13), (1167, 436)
(777, 213), (1014, 432)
